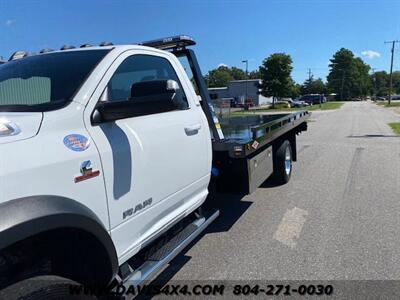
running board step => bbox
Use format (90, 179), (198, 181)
(122, 209), (219, 287)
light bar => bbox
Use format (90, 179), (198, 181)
(80, 43), (93, 48)
(140, 35), (196, 50)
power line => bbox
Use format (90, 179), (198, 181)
(384, 40), (400, 104)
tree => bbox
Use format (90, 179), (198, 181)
(372, 71), (400, 96)
(392, 71), (400, 94)
(230, 67), (246, 80)
(204, 65), (248, 87)
(204, 66), (234, 87)
(327, 48), (371, 100)
(301, 76), (326, 95)
(248, 70), (261, 79)
(372, 71), (389, 96)
(259, 53), (294, 106)
(353, 57), (372, 97)
(290, 83), (302, 98)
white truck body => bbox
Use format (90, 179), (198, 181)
(0, 45), (211, 265)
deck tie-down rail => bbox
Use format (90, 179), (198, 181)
(249, 111), (309, 142)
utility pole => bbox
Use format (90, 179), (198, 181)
(384, 40), (399, 105)
(242, 60), (249, 110)
(371, 68), (377, 101)
(307, 68), (312, 81)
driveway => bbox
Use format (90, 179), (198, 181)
(150, 101), (400, 284)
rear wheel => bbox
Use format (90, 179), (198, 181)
(272, 140), (292, 184)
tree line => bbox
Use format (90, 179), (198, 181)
(204, 48), (400, 101)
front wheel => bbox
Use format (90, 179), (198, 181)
(272, 140), (292, 184)
(0, 276), (98, 300)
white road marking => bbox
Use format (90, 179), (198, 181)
(273, 207), (308, 248)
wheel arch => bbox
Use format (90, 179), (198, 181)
(0, 196), (118, 288)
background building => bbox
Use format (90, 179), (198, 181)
(208, 79), (273, 106)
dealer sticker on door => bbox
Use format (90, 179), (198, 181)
(63, 134), (90, 152)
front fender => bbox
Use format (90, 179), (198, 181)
(0, 196), (118, 281)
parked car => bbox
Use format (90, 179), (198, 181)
(288, 99), (309, 108)
(299, 94), (326, 105)
(235, 98), (255, 108)
(244, 99), (255, 107)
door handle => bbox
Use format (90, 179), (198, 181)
(184, 124), (201, 135)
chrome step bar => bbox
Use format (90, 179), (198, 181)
(122, 209), (219, 287)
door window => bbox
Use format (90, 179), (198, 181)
(102, 54), (189, 114)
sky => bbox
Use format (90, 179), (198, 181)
(1, 0), (400, 83)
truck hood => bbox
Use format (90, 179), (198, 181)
(0, 112), (43, 144)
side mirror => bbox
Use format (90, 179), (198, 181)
(92, 79), (184, 124)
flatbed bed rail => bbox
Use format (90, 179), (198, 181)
(249, 111), (310, 141)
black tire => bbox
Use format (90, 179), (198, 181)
(0, 276), (98, 300)
(272, 140), (292, 184)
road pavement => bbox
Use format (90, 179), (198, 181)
(150, 101), (400, 285)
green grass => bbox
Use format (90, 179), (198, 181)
(376, 101), (400, 107)
(389, 123), (400, 135)
(306, 102), (344, 111)
(231, 102), (344, 116)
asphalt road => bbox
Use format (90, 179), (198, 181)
(148, 101), (400, 287)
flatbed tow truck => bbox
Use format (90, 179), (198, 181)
(0, 35), (309, 298)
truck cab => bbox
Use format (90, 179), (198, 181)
(0, 38), (216, 294)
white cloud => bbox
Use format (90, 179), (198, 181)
(361, 50), (381, 59)
(217, 63), (228, 68)
(5, 19), (15, 27)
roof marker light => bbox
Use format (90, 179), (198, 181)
(9, 51), (29, 61)
(40, 48), (54, 54)
(99, 41), (113, 46)
(60, 45), (76, 50)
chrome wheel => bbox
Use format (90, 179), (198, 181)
(284, 146), (292, 175)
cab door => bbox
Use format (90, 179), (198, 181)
(84, 49), (210, 260)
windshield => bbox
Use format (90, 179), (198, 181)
(0, 50), (110, 112)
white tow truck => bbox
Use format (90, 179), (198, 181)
(0, 36), (309, 298)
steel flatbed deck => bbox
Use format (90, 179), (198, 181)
(213, 111), (310, 158)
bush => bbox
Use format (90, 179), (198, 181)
(272, 102), (290, 109)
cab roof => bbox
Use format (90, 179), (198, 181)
(6, 35), (196, 62)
